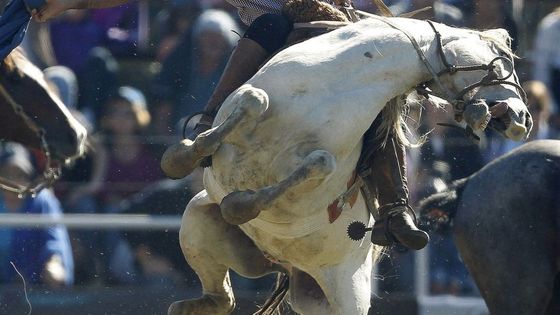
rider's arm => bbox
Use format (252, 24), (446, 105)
(33, 0), (132, 22)
(78, 0), (131, 9)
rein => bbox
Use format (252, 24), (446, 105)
(0, 81), (61, 197)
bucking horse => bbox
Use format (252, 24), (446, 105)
(161, 15), (532, 314)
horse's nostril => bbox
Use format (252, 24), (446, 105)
(525, 112), (534, 135)
(489, 102), (508, 118)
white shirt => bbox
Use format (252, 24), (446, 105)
(226, 0), (344, 25)
(226, 0), (286, 25)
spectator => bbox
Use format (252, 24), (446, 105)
(79, 47), (120, 126)
(44, 65), (107, 215)
(153, 1), (201, 62)
(0, 143), (73, 288)
(418, 103), (484, 181)
(98, 86), (162, 284)
(120, 173), (202, 287)
(45, 65), (109, 285)
(524, 80), (553, 140)
(175, 9), (241, 136)
(150, 5), (202, 139)
(533, 7), (560, 137)
(484, 80), (553, 161)
(44, 65), (79, 109)
(419, 161), (474, 295)
(49, 9), (103, 74)
(99, 86), (162, 206)
(90, 1), (140, 57)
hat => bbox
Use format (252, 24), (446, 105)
(118, 86), (147, 112)
(44, 66), (78, 109)
(0, 142), (34, 178)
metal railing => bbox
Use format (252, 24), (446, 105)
(0, 213), (181, 230)
(0, 212), (488, 314)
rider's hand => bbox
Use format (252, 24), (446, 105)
(31, 0), (84, 22)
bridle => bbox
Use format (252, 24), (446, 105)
(0, 81), (61, 197)
(417, 20), (527, 118)
(363, 15), (527, 134)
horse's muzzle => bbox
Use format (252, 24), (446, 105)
(488, 99), (532, 141)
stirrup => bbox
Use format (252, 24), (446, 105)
(182, 111), (215, 139)
(377, 202), (418, 244)
(180, 111), (215, 168)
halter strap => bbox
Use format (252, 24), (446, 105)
(357, 13), (455, 101)
(0, 81), (61, 197)
(425, 21), (527, 104)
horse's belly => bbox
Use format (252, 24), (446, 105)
(239, 195), (372, 268)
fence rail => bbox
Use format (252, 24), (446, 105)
(0, 213), (182, 230)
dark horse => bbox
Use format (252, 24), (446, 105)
(419, 139), (560, 315)
(0, 49), (87, 193)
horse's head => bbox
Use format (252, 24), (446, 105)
(428, 26), (532, 141)
(0, 50), (87, 164)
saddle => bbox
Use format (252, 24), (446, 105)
(281, 0), (356, 46)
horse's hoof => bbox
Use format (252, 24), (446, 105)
(168, 295), (235, 315)
(220, 190), (262, 225)
(161, 139), (200, 179)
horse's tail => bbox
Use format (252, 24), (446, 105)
(417, 177), (468, 233)
(253, 273), (290, 315)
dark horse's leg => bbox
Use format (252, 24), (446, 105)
(545, 275), (560, 315)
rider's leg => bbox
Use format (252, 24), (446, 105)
(196, 13), (293, 131)
(358, 114), (429, 250)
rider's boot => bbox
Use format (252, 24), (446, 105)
(194, 38), (270, 133)
(358, 118), (429, 250)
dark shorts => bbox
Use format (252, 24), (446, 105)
(243, 13), (293, 54)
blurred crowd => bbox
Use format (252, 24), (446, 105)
(0, 0), (558, 299)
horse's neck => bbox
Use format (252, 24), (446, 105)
(327, 18), (446, 105)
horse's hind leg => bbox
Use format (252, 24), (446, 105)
(161, 86), (268, 179)
(220, 149), (336, 225)
(455, 231), (556, 315)
(289, 247), (373, 315)
(169, 190), (283, 315)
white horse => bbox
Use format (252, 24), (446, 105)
(162, 16), (532, 315)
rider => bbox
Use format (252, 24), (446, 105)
(35, 0), (429, 250)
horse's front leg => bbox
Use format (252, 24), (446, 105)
(169, 190), (283, 315)
(220, 149), (337, 225)
(161, 86), (268, 179)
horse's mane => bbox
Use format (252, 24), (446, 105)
(479, 28), (516, 58)
(374, 95), (417, 148)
